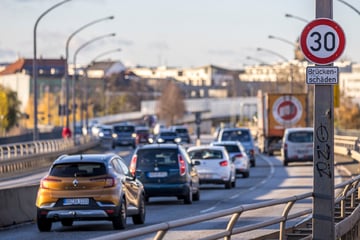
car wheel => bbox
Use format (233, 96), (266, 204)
(113, 199), (126, 230)
(243, 172), (250, 178)
(184, 187), (193, 204)
(61, 219), (73, 227)
(225, 178), (232, 189)
(132, 195), (146, 225)
(284, 151), (289, 167)
(193, 188), (200, 201)
(37, 217), (52, 232)
(231, 178), (236, 188)
(251, 160), (256, 167)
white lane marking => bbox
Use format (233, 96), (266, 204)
(200, 155), (275, 214)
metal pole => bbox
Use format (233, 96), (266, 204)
(313, 0), (334, 239)
(33, 0), (71, 141)
(81, 48), (121, 132)
(71, 33), (116, 144)
(62, 15), (114, 135)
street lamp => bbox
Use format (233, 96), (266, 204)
(337, 0), (360, 15)
(268, 35), (297, 48)
(82, 48), (122, 131)
(71, 33), (116, 143)
(91, 48), (122, 63)
(246, 56), (269, 65)
(33, 0), (71, 141)
(284, 13), (309, 23)
(62, 15), (114, 135)
(256, 47), (288, 62)
(257, 47), (293, 93)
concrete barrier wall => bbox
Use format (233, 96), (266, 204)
(0, 184), (38, 227)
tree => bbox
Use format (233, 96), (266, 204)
(156, 81), (186, 126)
(0, 85), (21, 132)
(335, 96), (360, 129)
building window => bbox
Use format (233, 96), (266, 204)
(178, 71), (183, 77)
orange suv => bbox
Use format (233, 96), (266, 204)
(35, 153), (146, 231)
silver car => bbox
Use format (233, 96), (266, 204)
(211, 141), (250, 178)
(187, 145), (236, 189)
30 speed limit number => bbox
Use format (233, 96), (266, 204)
(300, 18), (345, 65)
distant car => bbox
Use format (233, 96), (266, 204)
(112, 123), (136, 148)
(211, 141), (250, 178)
(281, 127), (314, 166)
(187, 145), (236, 189)
(169, 125), (191, 143)
(135, 126), (151, 146)
(216, 127), (257, 167)
(129, 143), (200, 204)
(35, 153), (146, 232)
(97, 125), (115, 143)
(155, 130), (180, 143)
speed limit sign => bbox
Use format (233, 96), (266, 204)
(300, 18), (345, 65)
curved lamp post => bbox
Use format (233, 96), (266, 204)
(246, 56), (269, 65)
(82, 48), (122, 131)
(284, 13), (309, 23)
(71, 33), (116, 143)
(257, 47), (293, 93)
(62, 15), (114, 133)
(268, 35), (297, 48)
(33, 0), (71, 141)
(337, 0), (360, 15)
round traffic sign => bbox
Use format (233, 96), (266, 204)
(300, 18), (345, 65)
(272, 96), (303, 125)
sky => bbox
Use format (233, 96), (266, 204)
(1, 0), (360, 69)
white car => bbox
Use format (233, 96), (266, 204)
(211, 141), (250, 178)
(281, 127), (314, 166)
(187, 145), (236, 189)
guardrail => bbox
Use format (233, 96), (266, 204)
(0, 136), (100, 177)
(90, 134), (360, 240)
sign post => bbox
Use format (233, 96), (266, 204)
(300, 1), (345, 239)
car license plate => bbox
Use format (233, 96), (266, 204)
(63, 198), (89, 206)
(148, 172), (168, 178)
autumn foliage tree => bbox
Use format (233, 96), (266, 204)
(156, 81), (186, 126)
(335, 96), (360, 129)
(0, 85), (21, 133)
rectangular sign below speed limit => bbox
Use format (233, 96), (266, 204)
(306, 66), (339, 85)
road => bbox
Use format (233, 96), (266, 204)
(0, 136), (357, 240)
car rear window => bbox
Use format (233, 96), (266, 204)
(221, 130), (251, 142)
(288, 131), (313, 143)
(113, 125), (135, 132)
(50, 163), (107, 177)
(188, 149), (223, 159)
(214, 144), (240, 153)
(136, 149), (179, 168)
(175, 128), (188, 134)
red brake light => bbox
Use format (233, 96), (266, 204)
(219, 160), (228, 167)
(90, 177), (115, 188)
(40, 177), (61, 189)
(284, 143), (288, 150)
(130, 155), (138, 176)
(178, 154), (186, 176)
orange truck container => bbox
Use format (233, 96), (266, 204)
(257, 91), (308, 155)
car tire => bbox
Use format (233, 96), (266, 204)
(225, 178), (232, 189)
(132, 195), (146, 225)
(231, 178), (236, 188)
(251, 160), (256, 167)
(284, 151), (289, 167)
(243, 172), (250, 178)
(184, 187), (193, 204)
(113, 200), (127, 230)
(61, 219), (73, 227)
(37, 217), (52, 232)
(193, 188), (200, 201)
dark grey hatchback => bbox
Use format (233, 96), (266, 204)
(129, 144), (200, 204)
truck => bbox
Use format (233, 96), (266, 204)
(257, 91), (309, 155)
